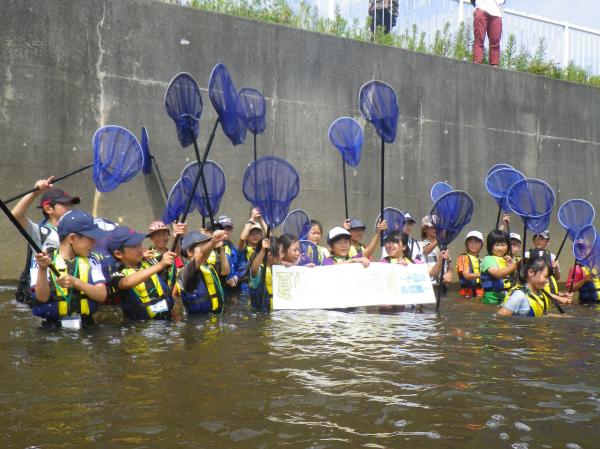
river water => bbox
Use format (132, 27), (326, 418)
(1, 285), (598, 449)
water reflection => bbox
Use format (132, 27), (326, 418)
(1, 289), (599, 448)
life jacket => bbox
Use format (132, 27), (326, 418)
(348, 243), (365, 258)
(578, 266), (600, 303)
(250, 265), (273, 311)
(177, 264), (224, 314)
(31, 252), (100, 321)
(17, 221), (54, 307)
(331, 255), (352, 264)
(119, 261), (173, 320)
(508, 285), (550, 317)
(383, 256), (412, 264)
(481, 255), (512, 292)
(458, 254), (481, 289)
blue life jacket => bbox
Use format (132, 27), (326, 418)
(178, 263), (224, 314)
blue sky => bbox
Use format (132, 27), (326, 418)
(508, 0), (599, 30)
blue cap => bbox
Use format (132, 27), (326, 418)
(181, 231), (211, 253)
(349, 218), (366, 230)
(57, 210), (108, 240)
(106, 226), (148, 252)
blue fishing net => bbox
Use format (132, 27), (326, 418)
(140, 127), (152, 175)
(506, 178), (555, 232)
(374, 207), (406, 241)
(299, 240), (320, 266)
(164, 72), (203, 148)
(208, 63), (247, 146)
(527, 211), (552, 234)
(358, 80), (399, 143)
(239, 88), (267, 135)
(328, 117), (363, 167)
(429, 191), (474, 248)
(282, 209), (311, 240)
(558, 199), (595, 241)
(180, 160), (226, 218)
(92, 126), (143, 193)
(486, 163), (514, 177)
(573, 225), (598, 267)
(430, 182), (453, 202)
(242, 156), (300, 229)
(485, 168), (525, 211)
(162, 180), (191, 225)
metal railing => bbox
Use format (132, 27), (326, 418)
(311, 0), (600, 74)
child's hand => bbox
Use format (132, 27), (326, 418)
(251, 208), (261, 221)
(160, 251), (176, 268)
(376, 219), (387, 232)
(173, 222), (187, 236)
(57, 273), (77, 289)
(358, 257), (370, 268)
(143, 249), (155, 259)
(558, 291), (573, 304)
(443, 271), (453, 283)
(34, 177), (55, 195)
(261, 238), (271, 251)
(502, 213), (511, 225)
(440, 250), (450, 260)
(212, 230), (227, 243)
(226, 276), (238, 287)
(552, 260), (559, 270)
(343, 219), (351, 230)
(34, 252), (52, 269)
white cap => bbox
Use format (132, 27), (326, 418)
(465, 230), (483, 242)
(510, 232), (522, 243)
(327, 226), (351, 244)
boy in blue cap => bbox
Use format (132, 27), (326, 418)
(32, 210), (107, 328)
(107, 226), (177, 321)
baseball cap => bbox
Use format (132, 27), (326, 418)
(465, 230), (483, 242)
(534, 230), (551, 240)
(148, 220), (170, 235)
(327, 227), (351, 244)
(218, 215), (234, 228)
(107, 226), (148, 252)
(404, 212), (416, 224)
(57, 210), (107, 240)
(510, 232), (522, 243)
(37, 188), (80, 209)
(422, 215), (438, 227)
(349, 218), (366, 230)
(181, 231), (211, 253)
(248, 221), (263, 233)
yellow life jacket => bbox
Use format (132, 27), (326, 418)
(577, 266), (600, 302)
(348, 243), (366, 258)
(51, 253), (93, 316)
(457, 253), (481, 289)
(122, 261), (168, 319)
(176, 263), (222, 312)
(543, 275), (559, 295)
(332, 255), (352, 264)
(481, 255), (512, 292)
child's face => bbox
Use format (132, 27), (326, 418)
(350, 228), (364, 243)
(68, 234), (95, 257)
(466, 238), (482, 254)
(247, 229), (263, 246)
(330, 237), (351, 257)
(308, 224), (322, 244)
(491, 241), (508, 257)
(533, 236), (550, 250)
(385, 240), (405, 258)
(115, 244), (144, 265)
(424, 225), (436, 239)
(529, 266), (549, 291)
(511, 239), (521, 254)
(149, 230), (170, 250)
(284, 241), (301, 263)
(404, 222), (414, 235)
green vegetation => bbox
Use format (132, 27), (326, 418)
(165, 0), (600, 87)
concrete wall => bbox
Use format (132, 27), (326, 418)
(1, 0), (599, 280)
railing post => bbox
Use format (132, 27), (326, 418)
(458, 0), (464, 24)
(563, 24), (570, 68)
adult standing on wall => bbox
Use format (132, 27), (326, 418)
(369, 0), (399, 36)
(472, 0), (506, 66)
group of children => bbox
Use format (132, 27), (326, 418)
(11, 176), (590, 328)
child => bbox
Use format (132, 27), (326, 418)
(456, 231), (484, 299)
(236, 208), (265, 295)
(322, 227), (370, 267)
(203, 221), (232, 282)
(420, 216), (453, 286)
(526, 230), (560, 295)
(480, 230), (518, 304)
(343, 218), (386, 259)
(215, 215), (240, 290)
(249, 236), (279, 310)
(108, 226), (177, 320)
(380, 231), (413, 265)
(306, 219), (331, 263)
(32, 210), (107, 327)
(566, 263), (600, 304)
(145, 220), (186, 287)
(12, 178), (80, 306)
(498, 257), (572, 317)
(176, 230), (226, 314)
(403, 212), (424, 262)
(278, 234), (302, 266)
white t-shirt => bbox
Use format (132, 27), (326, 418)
(475, 0), (505, 17)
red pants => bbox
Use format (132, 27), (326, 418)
(473, 9), (502, 66)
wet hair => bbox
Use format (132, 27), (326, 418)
(486, 229), (510, 255)
(278, 234), (298, 257)
(309, 219), (323, 234)
(517, 256), (549, 285)
(384, 231), (411, 259)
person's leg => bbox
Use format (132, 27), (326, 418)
(383, 9), (392, 34)
(472, 8), (488, 64)
(488, 15), (503, 66)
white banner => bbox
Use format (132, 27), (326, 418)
(272, 262), (436, 310)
